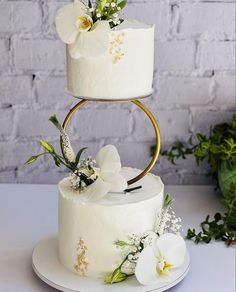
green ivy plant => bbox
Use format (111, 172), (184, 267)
(151, 113), (236, 246)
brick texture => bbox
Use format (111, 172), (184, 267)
(0, 0), (235, 185)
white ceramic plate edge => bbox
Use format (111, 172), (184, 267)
(32, 235), (190, 292)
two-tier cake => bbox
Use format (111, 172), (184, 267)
(29, 0), (187, 288)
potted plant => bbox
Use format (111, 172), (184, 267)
(151, 113), (236, 246)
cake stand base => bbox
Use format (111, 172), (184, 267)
(32, 235), (190, 292)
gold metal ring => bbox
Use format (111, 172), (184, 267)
(60, 99), (161, 185)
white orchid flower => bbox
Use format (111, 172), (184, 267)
(56, 0), (110, 59)
(135, 233), (186, 286)
(81, 145), (127, 201)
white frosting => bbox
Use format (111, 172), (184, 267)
(58, 167), (164, 278)
(66, 19), (154, 100)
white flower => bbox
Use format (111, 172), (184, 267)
(135, 233), (186, 285)
(56, 0), (110, 59)
(80, 145), (127, 201)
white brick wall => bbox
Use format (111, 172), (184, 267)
(0, 0), (235, 185)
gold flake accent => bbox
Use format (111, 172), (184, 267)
(113, 48), (124, 64)
(74, 239), (88, 276)
(109, 32), (125, 64)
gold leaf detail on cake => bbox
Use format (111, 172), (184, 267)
(74, 239), (88, 276)
(109, 33), (125, 64)
(113, 49), (124, 64)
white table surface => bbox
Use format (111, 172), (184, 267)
(0, 184), (235, 292)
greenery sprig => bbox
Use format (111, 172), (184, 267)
(104, 194), (176, 284)
(104, 234), (148, 284)
(25, 115), (97, 191)
(25, 139), (83, 172)
(187, 183), (236, 246)
(89, 0), (127, 28)
(154, 114), (236, 176)
(25, 115), (87, 172)
(151, 113), (236, 246)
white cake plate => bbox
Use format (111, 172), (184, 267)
(32, 235), (190, 292)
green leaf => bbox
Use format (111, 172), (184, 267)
(75, 147), (87, 166)
(104, 273), (113, 284)
(88, 0), (92, 8)
(218, 162), (236, 198)
(49, 115), (63, 131)
(214, 213), (222, 221)
(115, 241), (129, 247)
(164, 194), (174, 207)
(53, 154), (62, 167)
(117, 0), (127, 10)
(40, 140), (55, 153)
(104, 268), (129, 284)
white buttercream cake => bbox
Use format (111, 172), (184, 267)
(58, 167), (164, 278)
(67, 20), (154, 100)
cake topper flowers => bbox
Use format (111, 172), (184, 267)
(26, 115), (127, 201)
(56, 0), (127, 59)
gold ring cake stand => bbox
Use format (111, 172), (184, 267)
(60, 98), (161, 186)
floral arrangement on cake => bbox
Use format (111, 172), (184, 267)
(26, 115), (128, 201)
(56, 0), (127, 58)
(104, 194), (187, 285)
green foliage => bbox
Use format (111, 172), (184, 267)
(115, 240), (130, 247)
(218, 162), (236, 198)
(105, 194), (175, 284)
(187, 183), (236, 246)
(75, 147), (88, 168)
(25, 115), (86, 173)
(92, 0), (127, 27)
(155, 114), (236, 175)
(151, 113), (236, 246)
(104, 267), (129, 284)
(151, 140), (193, 165)
(164, 193), (174, 207)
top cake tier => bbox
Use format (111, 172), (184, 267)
(66, 19), (154, 100)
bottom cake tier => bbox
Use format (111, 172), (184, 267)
(58, 167), (164, 278)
